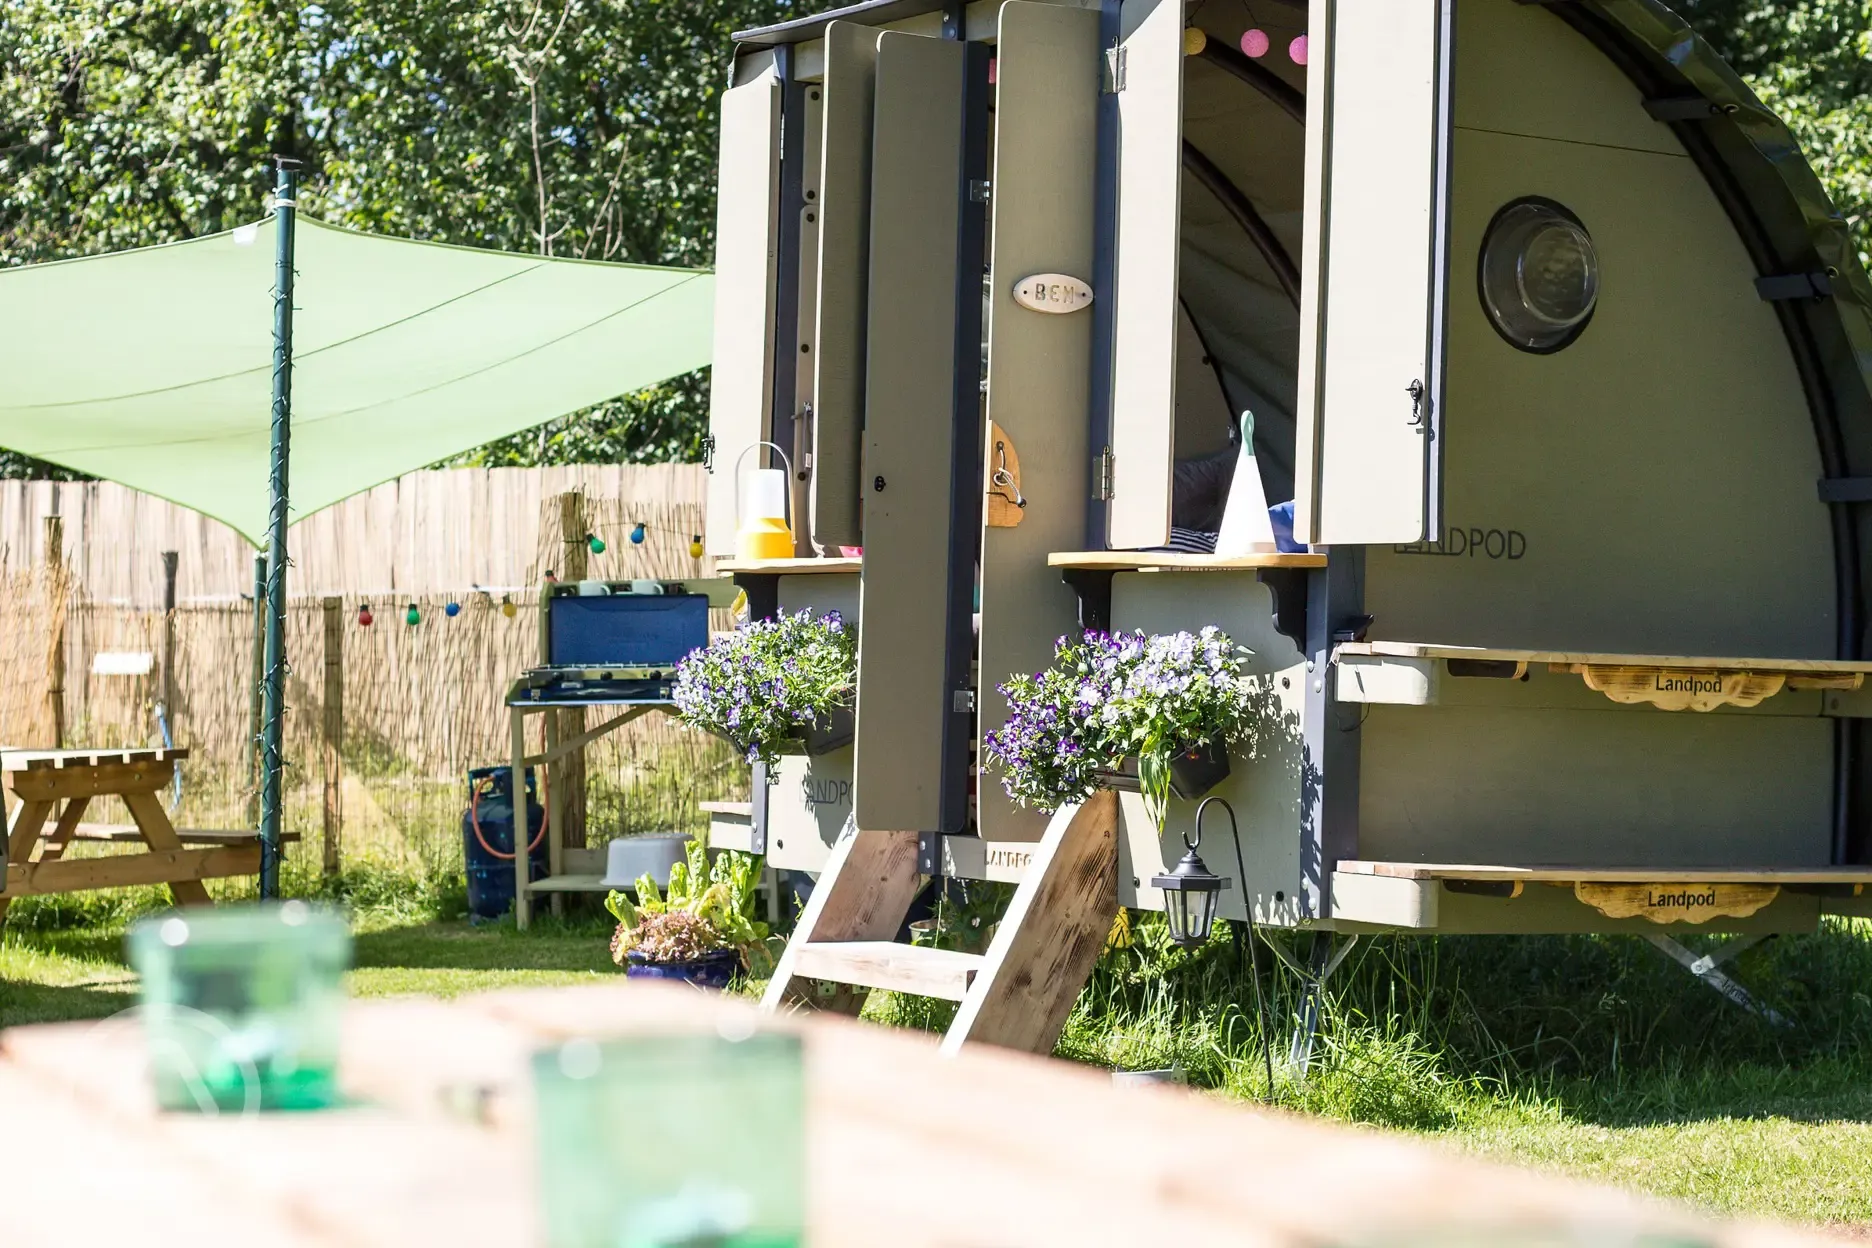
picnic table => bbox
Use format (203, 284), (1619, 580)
(0, 748), (268, 919)
(0, 980), (1836, 1247)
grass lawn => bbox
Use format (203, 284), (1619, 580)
(5, 871), (1872, 1234)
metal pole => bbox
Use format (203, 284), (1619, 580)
(247, 551), (266, 829)
(259, 160), (299, 899)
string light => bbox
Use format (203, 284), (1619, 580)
(501, 595), (518, 619)
(1241, 28), (1269, 57)
(444, 601), (461, 618)
(405, 602), (420, 627)
(587, 532), (606, 555)
(1289, 33), (1308, 65)
(1183, 26), (1206, 55)
(629, 522), (647, 545)
(688, 534), (704, 558)
(358, 603), (373, 628)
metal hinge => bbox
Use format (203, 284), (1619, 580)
(969, 179), (992, 204)
(1096, 446), (1115, 501)
(1103, 45), (1126, 93)
(952, 688), (975, 714)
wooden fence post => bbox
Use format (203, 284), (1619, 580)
(43, 513), (65, 749)
(322, 596), (343, 876)
(556, 490), (588, 851)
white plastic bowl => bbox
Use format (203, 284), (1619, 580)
(600, 834), (692, 891)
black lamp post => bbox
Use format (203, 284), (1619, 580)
(1151, 796), (1236, 948)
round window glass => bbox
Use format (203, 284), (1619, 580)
(1479, 199), (1598, 353)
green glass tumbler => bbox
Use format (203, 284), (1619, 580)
(532, 1029), (806, 1248)
(126, 900), (351, 1112)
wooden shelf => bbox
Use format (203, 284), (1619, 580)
(700, 800), (753, 818)
(716, 557), (862, 574)
(1337, 640), (1872, 675)
(1047, 551), (1326, 571)
(1338, 860), (1872, 884)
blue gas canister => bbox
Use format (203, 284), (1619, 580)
(462, 766), (548, 920)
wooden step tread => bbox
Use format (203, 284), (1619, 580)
(791, 941), (984, 1002)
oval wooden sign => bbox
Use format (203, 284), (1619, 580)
(1012, 274), (1093, 315)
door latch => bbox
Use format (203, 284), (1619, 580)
(1406, 379), (1427, 431)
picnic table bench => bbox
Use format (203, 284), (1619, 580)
(0, 748), (280, 918)
(0, 980), (1836, 1246)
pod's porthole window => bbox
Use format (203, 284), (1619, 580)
(1478, 197), (1599, 354)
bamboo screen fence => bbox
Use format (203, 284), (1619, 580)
(0, 470), (744, 872)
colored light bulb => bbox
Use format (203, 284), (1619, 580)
(358, 604), (373, 628)
(1289, 34), (1308, 65)
(1241, 28), (1270, 58)
(444, 601), (461, 618)
(1183, 26), (1206, 56)
(501, 595), (517, 619)
(587, 532), (606, 555)
(629, 522), (647, 545)
(688, 534), (704, 558)
(405, 603), (420, 626)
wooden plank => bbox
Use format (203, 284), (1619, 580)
(0, 746), (188, 770)
(943, 791), (1119, 1056)
(1295, 0), (1449, 545)
(699, 800), (755, 817)
(35, 795), (90, 865)
(1108, 0), (1184, 549)
(1048, 551), (1326, 571)
(1339, 640), (1872, 675)
(0, 844), (259, 899)
(762, 823), (923, 1016)
(322, 595), (343, 876)
(791, 941), (982, 1001)
(69, 825), (294, 845)
(122, 789), (214, 906)
(978, 1), (1100, 847)
(2, 981), (1853, 1246)
(524, 874), (611, 894)
(705, 72), (783, 557)
(717, 556), (862, 574)
(8, 759), (174, 803)
(1337, 860), (1872, 885)
(855, 30), (966, 835)
(810, 20), (879, 552)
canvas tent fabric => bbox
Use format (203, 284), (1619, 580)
(0, 216), (713, 543)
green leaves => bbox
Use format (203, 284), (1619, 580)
(0, 0), (799, 463)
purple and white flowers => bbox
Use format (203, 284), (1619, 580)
(672, 609), (856, 769)
(983, 626), (1255, 814)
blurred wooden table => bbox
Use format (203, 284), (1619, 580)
(0, 980), (1845, 1247)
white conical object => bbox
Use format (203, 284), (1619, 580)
(1213, 411), (1278, 556)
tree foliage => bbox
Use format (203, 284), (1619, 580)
(0, 0), (794, 473)
(3, 1), (1872, 476)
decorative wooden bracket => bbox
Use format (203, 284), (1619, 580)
(985, 421), (1026, 529)
(1575, 881), (1781, 924)
(1567, 664), (1863, 712)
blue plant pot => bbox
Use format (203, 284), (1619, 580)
(623, 948), (741, 990)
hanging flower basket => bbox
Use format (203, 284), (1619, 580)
(672, 610), (856, 770)
(983, 627), (1256, 819)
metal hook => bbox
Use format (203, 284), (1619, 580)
(989, 440), (1027, 509)
(1188, 794), (1237, 854)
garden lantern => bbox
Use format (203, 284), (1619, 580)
(1151, 797), (1236, 949)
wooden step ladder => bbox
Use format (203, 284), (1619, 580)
(760, 791), (1119, 1056)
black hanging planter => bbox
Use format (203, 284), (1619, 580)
(1168, 739), (1231, 801)
(763, 701), (856, 759)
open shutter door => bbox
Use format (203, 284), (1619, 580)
(1295, 0), (1453, 546)
(978, 1), (1100, 843)
(1107, 0), (1184, 550)
(810, 22), (877, 552)
(854, 32), (966, 835)
(704, 73), (781, 557)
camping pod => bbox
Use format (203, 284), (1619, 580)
(709, 0), (1872, 939)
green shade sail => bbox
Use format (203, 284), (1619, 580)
(0, 217), (714, 543)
